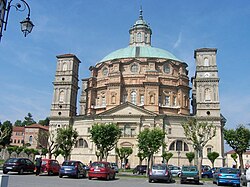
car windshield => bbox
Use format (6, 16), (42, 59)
(91, 162), (106, 168)
(152, 165), (166, 170)
(182, 167), (197, 171)
(62, 161), (77, 166)
(220, 168), (238, 174)
(6, 158), (19, 163)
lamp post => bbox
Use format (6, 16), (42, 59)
(0, 0), (34, 41)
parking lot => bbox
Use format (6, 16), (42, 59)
(4, 172), (218, 187)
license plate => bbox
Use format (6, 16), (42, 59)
(187, 177), (194, 179)
(94, 169), (100, 172)
(6, 167), (12, 169)
(65, 168), (71, 171)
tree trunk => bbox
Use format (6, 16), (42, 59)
(146, 156), (151, 177)
(239, 153), (244, 173)
(48, 152), (52, 159)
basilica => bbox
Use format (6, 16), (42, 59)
(49, 10), (226, 167)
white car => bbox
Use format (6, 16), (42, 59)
(169, 166), (181, 177)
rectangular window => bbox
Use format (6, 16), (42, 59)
(140, 95), (144, 105)
(101, 96), (106, 106)
(165, 96), (170, 106)
(173, 96), (177, 106)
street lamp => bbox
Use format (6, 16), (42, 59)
(0, 0), (34, 41)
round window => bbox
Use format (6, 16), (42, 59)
(163, 63), (170, 73)
(131, 64), (138, 73)
(102, 67), (108, 76)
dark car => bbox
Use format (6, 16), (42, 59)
(41, 159), (60, 176)
(132, 165), (147, 175)
(88, 161), (116, 180)
(59, 160), (87, 178)
(240, 169), (247, 186)
(111, 162), (119, 173)
(148, 164), (172, 183)
(213, 167), (240, 186)
(3, 158), (35, 174)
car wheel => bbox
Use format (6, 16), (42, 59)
(88, 177), (92, 180)
(3, 170), (8, 174)
(112, 173), (116, 180)
(48, 171), (53, 176)
(149, 179), (152, 183)
(196, 180), (199, 184)
(180, 180), (184, 184)
(59, 174), (63, 178)
(19, 168), (24, 175)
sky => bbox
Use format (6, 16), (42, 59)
(0, 0), (250, 132)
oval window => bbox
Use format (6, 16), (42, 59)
(163, 63), (170, 73)
(131, 64), (139, 73)
(102, 67), (108, 76)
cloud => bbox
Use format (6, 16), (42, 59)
(173, 31), (182, 49)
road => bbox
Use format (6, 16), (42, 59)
(4, 173), (218, 187)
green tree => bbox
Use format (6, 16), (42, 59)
(23, 148), (33, 159)
(30, 148), (39, 161)
(137, 128), (165, 174)
(22, 113), (36, 126)
(90, 123), (121, 161)
(231, 153), (238, 168)
(137, 152), (147, 165)
(116, 147), (133, 169)
(186, 152), (195, 165)
(53, 148), (62, 160)
(41, 148), (48, 157)
(0, 121), (13, 148)
(182, 118), (216, 176)
(16, 146), (24, 157)
(224, 125), (250, 173)
(14, 120), (23, 127)
(38, 117), (50, 126)
(56, 125), (78, 160)
(7, 146), (16, 158)
(207, 152), (219, 168)
(162, 152), (173, 165)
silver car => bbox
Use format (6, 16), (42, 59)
(169, 166), (181, 177)
(148, 164), (172, 183)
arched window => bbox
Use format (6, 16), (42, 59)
(207, 147), (212, 154)
(165, 96), (170, 106)
(79, 138), (84, 147)
(137, 32), (142, 42)
(102, 67), (108, 76)
(169, 140), (189, 152)
(131, 64), (139, 73)
(83, 140), (88, 148)
(163, 63), (170, 73)
(59, 91), (65, 102)
(62, 63), (67, 71)
(131, 91), (137, 104)
(204, 58), (209, 66)
(205, 88), (211, 101)
(29, 136), (33, 144)
(101, 96), (106, 106)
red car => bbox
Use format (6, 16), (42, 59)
(41, 159), (60, 175)
(88, 161), (116, 180)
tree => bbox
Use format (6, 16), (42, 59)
(23, 148), (33, 159)
(14, 120), (23, 127)
(116, 147), (133, 169)
(16, 146), (24, 157)
(186, 152), (195, 166)
(38, 117), (50, 126)
(7, 146), (16, 158)
(224, 125), (250, 173)
(22, 113), (36, 126)
(46, 130), (59, 159)
(207, 152), (219, 168)
(162, 152), (173, 165)
(182, 118), (216, 176)
(41, 148), (48, 157)
(56, 125), (78, 160)
(0, 121), (13, 148)
(53, 148), (62, 160)
(231, 153), (238, 168)
(137, 128), (165, 175)
(90, 123), (121, 161)
(137, 152), (147, 165)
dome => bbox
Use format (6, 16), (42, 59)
(100, 46), (181, 62)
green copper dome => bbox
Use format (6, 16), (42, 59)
(100, 46), (181, 62)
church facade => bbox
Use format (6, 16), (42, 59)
(49, 10), (226, 167)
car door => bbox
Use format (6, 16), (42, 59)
(25, 159), (34, 172)
(78, 162), (85, 177)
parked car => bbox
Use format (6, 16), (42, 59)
(148, 164), (172, 183)
(59, 160), (87, 178)
(41, 159), (60, 176)
(180, 165), (199, 184)
(111, 162), (119, 173)
(169, 166), (181, 177)
(132, 165), (147, 175)
(88, 161), (116, 180)
(240, 169), (247, 186)
(3, 158), (35, 174)
(201, 168), (213, 178)
(213, 167), (240, 186)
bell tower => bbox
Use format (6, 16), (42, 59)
(50, 54), (80, 119)
(192, 48), (220, 118)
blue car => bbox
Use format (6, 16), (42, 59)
(59, 160), (87, 178)
(213, 167), (240, 186)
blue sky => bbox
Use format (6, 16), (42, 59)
(0, 0), (249, 131)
